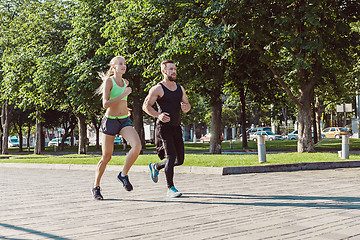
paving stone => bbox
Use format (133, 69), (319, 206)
(2, 165), (360, 239)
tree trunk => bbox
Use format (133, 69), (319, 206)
(210, 92), (222, 154)
(60, 133), (69, 150)
(34, 114), (42, 155)
(59, 120), (75, 150)
(297, 85), (314, 152)
(132, 75), (145, 150)
(77, 113), (87, 154)
(282, 107), (288, 135)
(18, 128), (23, 152)
(91, 115), (101, 150)
(330, 109), (333, 127)
(312, 101), (318, 144)
(315, 96), (323, 141)
(240, 85), (248, 148)
(27, 124), (31, 152)
(193, 122), (197, 143)
(1, 100), (10, 155)
(298, 106), (314, 152)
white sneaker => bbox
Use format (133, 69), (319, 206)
(167, 186), (182, 198)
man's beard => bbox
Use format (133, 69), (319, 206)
(168, 75), (176, 81)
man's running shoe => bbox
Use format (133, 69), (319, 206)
(117, 172), (133, 191)
(92, 186), (103, 200)
(167, 186), (182, 198)
(149, 163), (159, 183)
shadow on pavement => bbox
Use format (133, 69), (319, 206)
(121, 192), (360, 210)
(0, 223), (70, 240)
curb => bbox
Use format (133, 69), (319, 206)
(222, 161), (360, 175)
(0, 163), (223, 175)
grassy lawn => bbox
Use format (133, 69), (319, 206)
(2, 152), (360, 167)
(9, 138), (360, 154)
(1, 138), (360, 167)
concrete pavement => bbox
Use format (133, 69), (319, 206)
(2, 165), (360, 239)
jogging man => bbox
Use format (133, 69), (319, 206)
(142, 60), (191, 197)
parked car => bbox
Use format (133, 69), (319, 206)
(248, 131), (283, 141)
(322, 127), (348, 138)
(246, 127), (272, 135)
(287, 130), (298, 140)
(8, 136), (20, 147)
(48, 138), (65, 147)
(90, 136), (123, 145)
(286, 130), (326, 140)
(48, 137), (76, 147)
(200, 133), (224, 143)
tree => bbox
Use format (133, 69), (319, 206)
(246, 0), (360, 152)
(65, 0), (110, 154)
(100, 0), (181, 149)
(181, 93), (208, 142)
(1, 0), (72, 154)
(155, 0), (235, 153)
(0, 0), (23, 154)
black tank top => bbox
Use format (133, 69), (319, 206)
(156, 82), (183, 126)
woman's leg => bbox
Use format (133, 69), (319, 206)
(120, 126), (142, 175)
(94, 134), (115, 187)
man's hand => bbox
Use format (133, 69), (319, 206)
(158, 112), (171, 123)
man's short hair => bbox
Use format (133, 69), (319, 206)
(161, 59), (175, 72)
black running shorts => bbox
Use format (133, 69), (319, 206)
(100, 116), (133, 136)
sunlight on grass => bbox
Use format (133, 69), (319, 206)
(2, 152), (360, 167)
(2, 138), (360, 167)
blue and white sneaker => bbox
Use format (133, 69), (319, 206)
(149, 163), (159, 183)
(167, 186), (182, 198)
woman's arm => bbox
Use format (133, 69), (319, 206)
(102, 78), (131, 109)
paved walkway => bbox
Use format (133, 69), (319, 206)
(2, 165), (360, 239)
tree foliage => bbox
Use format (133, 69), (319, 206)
(0, 0), (359, 155)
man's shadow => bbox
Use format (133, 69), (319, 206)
(118, 192), (360, 210)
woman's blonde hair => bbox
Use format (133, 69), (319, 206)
(96, 56), (125, 95)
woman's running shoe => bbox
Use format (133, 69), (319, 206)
(92, 186), (103, 200)
(117, 172), (133, 191)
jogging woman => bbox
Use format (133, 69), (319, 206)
(92, 56), (141, 200)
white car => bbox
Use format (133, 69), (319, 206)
(199, 133), (224, 143)
(48, 137), (77, 147)
(8, 136), (20, 147)
(48, 138), (65, 147)
(248, 131), (283, 141)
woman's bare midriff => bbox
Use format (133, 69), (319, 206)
(105, 100), (128, 117)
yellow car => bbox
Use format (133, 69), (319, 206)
(322, 127), (348, 138)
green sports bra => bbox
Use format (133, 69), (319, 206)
(110, 77), (127, 101)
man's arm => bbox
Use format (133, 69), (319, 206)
(142, 85), (171, 123)
(180, 85), (191, 113)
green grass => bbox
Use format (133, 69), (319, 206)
(2, 152), (360, 168)
(10, 138), (360, 154)
(221, 138), (360, 151)
(2, 138), (360, 167)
